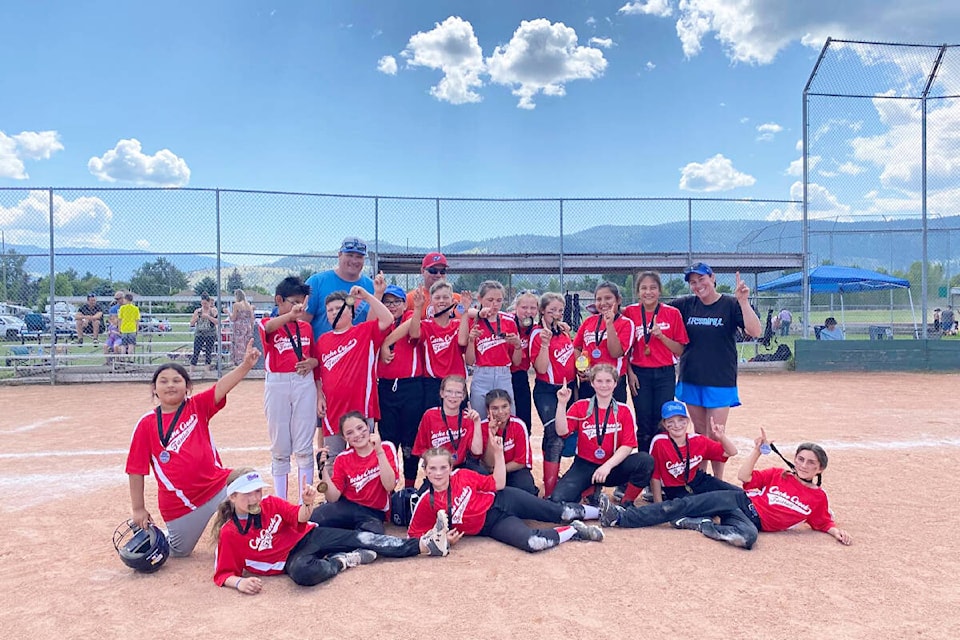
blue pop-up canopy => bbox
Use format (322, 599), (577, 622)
(758, 265), (916, 336)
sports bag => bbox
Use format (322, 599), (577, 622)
(390, 488), (420, 526)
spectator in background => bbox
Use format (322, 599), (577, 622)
(777, 308), (792, 336)
(933, 308), (941, 334)
(304, 237), (375, 337)
(406, 252), (463, 318)
(941, 306), (956, 336)
(819, 317), (845, 340)
(118, 292), (140, 355)
(191, 293), (219, 372)
(230, 289), (255, 367)
(75, 293), (103, 345)
(109, 291), (124, 316)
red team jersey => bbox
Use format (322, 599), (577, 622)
(564, 399), (638, 464)
(573, 314), (636, 375)
(213, 495), (314, 586)
(529, 327), (576, 384)
(412, 407), (477, 466)
(621, 303), (689, 368)
(407, 469), (497, 537)
(258, 318), (321, 377)
(317, 320), (385, 434)
(468, 312), (519, 367)
(743, 467), (836, 533)
(125, 387), (230, 521)
(650, 432), (728, 487)
(419, 318), (467, 379)
(479, 417), (533, 469)
(378, 312), (422, 380)
(510, 320), (535, 373)
(331, 443), (400, 511)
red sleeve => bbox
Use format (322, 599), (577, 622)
(616, 317), (635, 352)
(742, 466), (780, 491)
(331, 452), (349, 493)
(192, 385), (226, 421)
(407, 489), (438, 538)
(512, 420), (532, 468)
(383, 442), (400, 478)
(124, 419), (153, 476)
(666, 306), (690, 345)
(412, 411), (432, 456)
(529, 328), (543, 361)
(566, 400), (587, 435)
(650, 440), (666, 482)
(213, 528), (246, 586)
(701, 436), (730, 462)
(475, 470), (497, 493)
(806, 494), (836, 532)
(617, 405), (638, 449)
(573, 321), (588, 350)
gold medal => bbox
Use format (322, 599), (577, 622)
(575, 354), (590, 372)
(316, 480), (329, 492)
(644, 345), (651, 356)
(345, 295), (356, 306)
(247, 503), (262, 515)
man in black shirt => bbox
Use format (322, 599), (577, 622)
(75, 293), (104, 345)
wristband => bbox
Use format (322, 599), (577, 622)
(235, 578), (243, 590)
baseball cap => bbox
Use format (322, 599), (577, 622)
(683, 262), (714, 281)
(87, 293), (97, 298)
(421, 252), (448, 269)
(340, 237), (367, 256)
(226, 470), (269, 495)
(661, 401), (689, 420)
(383, 284), (407, 302)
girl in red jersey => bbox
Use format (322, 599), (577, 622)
(377, 284), (424, 487)
(408, 445), (604, 553)
(125, 340), (260, 557)
(530, 292), (577, 498)
(573, 282), (635, 403)
(310, 412), (399, 533)
(478, 389), (537, 496)
(649, 401), (738, 502)
(410, 281), (469, 411)
(315, 284), (392, 469)
(461, 280), (521, 420)
(599, 429), (853, 550)
(551, 364), (654, 506)
(211, 468), (450, 594)
(412, 375), (484, 480)
(622, 271), (689, 453)
(508, 290), (539, 431)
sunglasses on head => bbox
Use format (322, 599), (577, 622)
(341, 240), (367, 253)
(425, 267), (446, 275)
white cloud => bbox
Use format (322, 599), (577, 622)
(377, 55), (398, 75)
(795, 138), (803, 152)
(766, 180), (850, 221)
(586, 16), (597, 26)
(0, 130), (64, 179)
(88, 138), (190, 187)
(0, 190), (113, 246)
(740, 117), (750, 124)
(135, 239), (150, 249)
(786, 155), (820, 176)
(645, 61), (656, 71)
(837, 161), (865, 175)
(679, 153), (756, 191)
(589, 37), (615, 49)
(623, 0), (960, 65)
(756, 122), (783, 142)
(619, 0), (673, 17)
(400, 16), (485, 105)
(486, 19), (607, 110)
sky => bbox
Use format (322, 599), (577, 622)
(1, 0), (960, 259)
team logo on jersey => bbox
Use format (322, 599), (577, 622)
(475, 334), (506, 355)
(765, 485), (812, 515)
(581, 422), (622, 440)
(349, 465), (382, 493)
(430, 428), (467, 448)
(635, 322), (671, 341)
(165, 414), (199, 454)
(450, 486), (472, 525)
(687, 317), (724, 327)
(429, 334), (454, 354)
(249, 513), (283, 551)
(273, 332), (310, 355)
(666, 455), (703, 479)
(553, 343), (574, 366)
(322, 338), (358, 370)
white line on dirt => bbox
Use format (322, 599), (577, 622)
(0, 416), (69, 435)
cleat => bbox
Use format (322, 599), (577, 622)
(671, 517), (712, 531)
(570, 519), (604, 542)
(421, 511), (450, 557)
(598, 493), (622, 527)
(331, 549), (377, 570)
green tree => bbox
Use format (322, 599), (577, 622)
(662, 277), (687, 297)
(0, 249), (29, 304)
(129, 257), (189, 296)
(193, 276), (219, 297)
(226, 268), (245, 292)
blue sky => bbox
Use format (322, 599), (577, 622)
(1, 0), (959, 257)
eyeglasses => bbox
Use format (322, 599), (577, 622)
(442, 390), (465, 397)
(383, 298), (405, 306)
(425, 267), (446, 275)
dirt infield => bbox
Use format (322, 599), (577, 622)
(2, 371), (958, 639)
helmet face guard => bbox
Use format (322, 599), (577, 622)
(113, 521), (170, 573)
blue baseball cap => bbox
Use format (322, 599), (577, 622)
(383, 284), (406, 302)
(661, 401), (689, 420)
(339, 236), (367, 255)
(683, 262), (714, 281)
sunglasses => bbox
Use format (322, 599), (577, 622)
(425, 267), (446, 275)
(341, 240), (367, 253)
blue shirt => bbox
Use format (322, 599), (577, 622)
(304, 270), (374, 337)
(820, 327), (845, 340)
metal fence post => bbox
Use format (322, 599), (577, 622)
(215, 188), (222, 376)
(48, 187), (56, 384)
(687, 199), (693, 264)
(559, 199), (564, 291)
(374, 196), (380, 273)
(435, 198), (441, 252)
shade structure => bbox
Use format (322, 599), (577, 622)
(757, 265), (909, 294)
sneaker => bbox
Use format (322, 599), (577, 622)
(598, 493), (622, 527)
(671, 517), (712, 531)
(612, 485), (626, 504)
(330, 549), (378, 570)
(420, 511), (450, 557)
(570, 519), (604, 542)
(641, 487), (654, 503)
(93, 339), (100, 346)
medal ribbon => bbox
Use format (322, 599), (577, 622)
(428, 483), (453, 528)
(482, 311), (503, 337)
(443, 410), (464, 456)
(668, 435), (692, 491)
(231, 512), (262, 535)
(593, 401), (615, 454)
(282, 322), (304, 361)
(640, 303), (661, 347)
(156, 401), (186, 449)
(433, 303), (456, 319)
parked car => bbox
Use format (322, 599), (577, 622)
(139, 314), (172, 333)
(0, 315), (26, 340)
